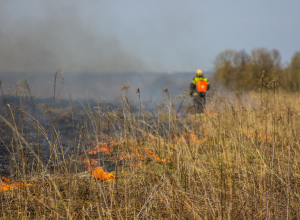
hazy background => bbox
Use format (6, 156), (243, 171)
(0, 0), (299, 101)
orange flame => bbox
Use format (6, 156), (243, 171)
(83, 158), (99, 169)
(143, 148), (166, 162)
(89, 167), (114, 183)
(0, 177), (32, 191)
(118, 146), (168, 164)
(177, 133), (206, 144)
(88, 142), (112, 155)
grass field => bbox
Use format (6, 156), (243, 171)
(0, 81), (300, 219)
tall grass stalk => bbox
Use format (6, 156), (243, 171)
(0, 80), (300, 219)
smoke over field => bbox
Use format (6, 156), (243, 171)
(0, 0), (211, 103)
(0, 1), (149, 73)
(0, 71), (201, 102)
(0, 1), (204, 74)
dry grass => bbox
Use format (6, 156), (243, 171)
(1, 79), (300, 219)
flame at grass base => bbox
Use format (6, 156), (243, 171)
(0, 177), (33, 192)
(88, 142), (111, 155)
(89, 167), (114, 183)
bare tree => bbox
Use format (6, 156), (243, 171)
(213, 49), (237, 88)
(212, 48), (282, 90)
(286, 51), (300, 91)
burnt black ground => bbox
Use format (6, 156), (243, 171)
(0, 93), (192, 178)
(0, 96), (117, 178)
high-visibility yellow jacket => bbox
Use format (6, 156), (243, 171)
(190, 76), (210, 95)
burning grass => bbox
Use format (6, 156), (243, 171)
(1, 86), (300, 219)
(0, 177), (33, 191)
(87, 141), (114, 155)
(89, 167), (114, 182)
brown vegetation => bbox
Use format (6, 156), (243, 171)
(213, 48), (300, 92)
(0, 74), (300, 219)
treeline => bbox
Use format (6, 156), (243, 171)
(212, 48), (300, 91)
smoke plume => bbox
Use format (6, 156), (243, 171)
(0, 0), (146, 73)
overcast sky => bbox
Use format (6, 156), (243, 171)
(0, 0), (299, 73)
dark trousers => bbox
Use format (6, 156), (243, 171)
(193, 93), (206, 114)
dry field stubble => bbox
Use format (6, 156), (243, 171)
(0, 88), (300, 219)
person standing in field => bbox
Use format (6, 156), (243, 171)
(189, 69), (210, 116)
